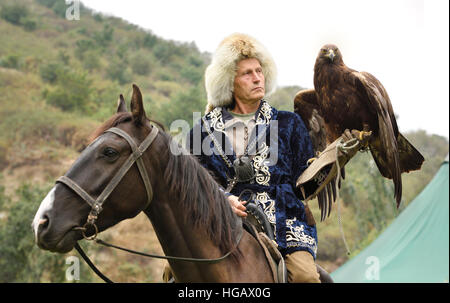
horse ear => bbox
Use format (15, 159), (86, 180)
(116, 94), (127, 113)
(130, 84), (147, 125)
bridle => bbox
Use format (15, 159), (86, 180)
(55, 124), (242, 283)
(56, 125), (159, 239)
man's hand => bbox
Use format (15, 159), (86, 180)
(228, 195), (247, 217)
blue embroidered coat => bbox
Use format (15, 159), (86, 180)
(188, 100), (319, 258)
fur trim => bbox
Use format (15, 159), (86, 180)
(205, 33), (277, 112)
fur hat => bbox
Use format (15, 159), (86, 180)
(204, 33), (277, 113)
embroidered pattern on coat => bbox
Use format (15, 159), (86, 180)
(208, 107), (225, 133)
(255, 101), (272, 125)
(252, 101), (272, 186)
(253, 143), (270, 185)
(285, 217), (317, 254)
(255, 191), (277, 239)
(255, 192), (276, 224)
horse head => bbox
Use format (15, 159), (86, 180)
(32, 84), (161, 253)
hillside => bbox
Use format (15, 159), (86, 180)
(0, 0), (448, 282)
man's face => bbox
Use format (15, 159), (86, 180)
(233, 58), (265, 105)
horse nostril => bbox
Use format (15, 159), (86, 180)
(39, 216), (49, 230)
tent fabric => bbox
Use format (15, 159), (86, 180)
(331, 158), (449, 283)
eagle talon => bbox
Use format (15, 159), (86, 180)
(307, 157), (317, 166)
(358, 130), (372, 148)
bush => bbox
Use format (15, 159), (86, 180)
(158, 84), (206, 128)
(0, 54), (20, 69)
(39, 62), (66, 84)
(130, 53), (151, 76)
(44, 69), (94, 113)
(142, 33), (157, 49)
(153, 43), (173, 64)
(94, 24), (114, 47)
(0, 184), (62, 282)
(82, 50), (102, 71)
(0, 183), (95, 282)
(74, 39), (96, 60)
(21, 17), (37, 31)
(106, 59), (131, 85)
(0, 4), (28, 25)
(180, 66), (203, 84)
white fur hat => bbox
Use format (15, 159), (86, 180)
(204, 33), (277, 112)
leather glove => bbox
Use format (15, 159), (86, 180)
(296, 129), (372, 222)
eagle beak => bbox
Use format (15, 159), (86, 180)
(326, 50), (335, 62)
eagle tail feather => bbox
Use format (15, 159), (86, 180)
(397, 133), (425, 173)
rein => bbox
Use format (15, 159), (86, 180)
(75, 227), (243, 283)
(57, 125), (243, 283)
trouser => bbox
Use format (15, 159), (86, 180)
(162, 250), (321, 283)
(284, 250), (321, 283)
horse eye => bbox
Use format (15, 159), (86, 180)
(102, 147), (118, 158)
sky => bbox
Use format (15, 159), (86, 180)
(80, 0), (449, 139)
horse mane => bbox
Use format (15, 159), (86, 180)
(89, 112), (242, 260)
(159, 131), (242, 260)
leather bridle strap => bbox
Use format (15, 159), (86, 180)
(57, 124), (243, 282)
(106, 127), (157, 208)
(56, 125), (159, 227)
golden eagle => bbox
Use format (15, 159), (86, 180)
(294, 44), (424, 208)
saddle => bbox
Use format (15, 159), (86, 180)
(244, 201), (287, 283)
(244, 197), (333, 283)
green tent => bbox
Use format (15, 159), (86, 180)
(331, 156), (449, 283)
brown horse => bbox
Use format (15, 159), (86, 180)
(32, 84), (275, 282)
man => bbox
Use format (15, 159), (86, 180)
(186, 33), (321, 283)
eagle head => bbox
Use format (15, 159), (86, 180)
(317, 44), (343, 65)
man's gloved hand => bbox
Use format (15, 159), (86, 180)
(296, 128), (372, 217)
(339, 128), (372, 162)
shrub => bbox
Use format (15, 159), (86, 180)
(0, 54), (20, 69)
(0, 184), (62, 282)
(106, 59), (131, 85)
(44, 69), (94, 113)
(130, 53), (151, 76)
(142, 33), (157, 49)
(0, 183), (95, 282)
(180, 66), (203, 84)
(94, 24), (114, 48)
(74, 39), (96, 60)
(21, 17), (37, 31)
(82, 51), (102, 71)
(153, 43), (173, 64)
(39, 62), (66, 84)
(0, 4), (28, 25)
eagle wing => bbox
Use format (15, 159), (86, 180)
(294, 89), (327, 154)
(293, 89), (342, 221)
(352, 71), (402, 206)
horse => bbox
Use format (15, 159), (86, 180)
(32, 84), (333, 283)
(32, 84), (276, 282)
